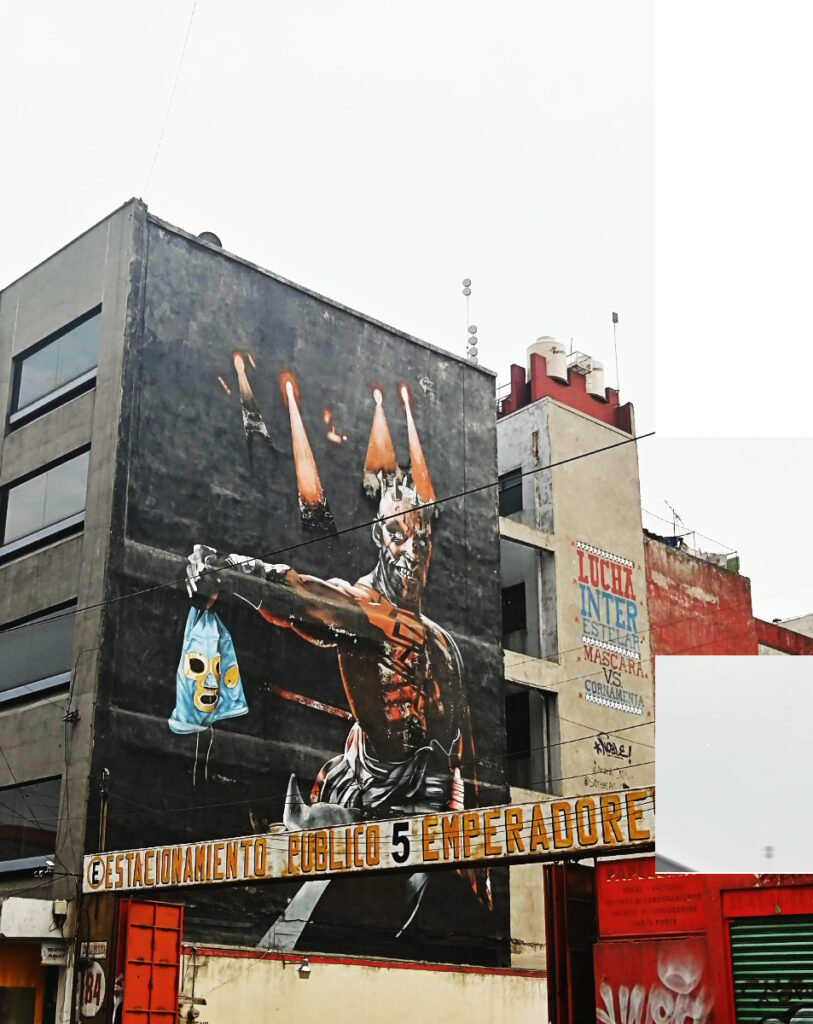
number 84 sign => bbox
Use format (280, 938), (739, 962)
(79, 961), (106, 1019)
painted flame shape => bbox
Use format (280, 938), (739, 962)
(279, 372), (326, 509)
(400, 381), (435, 504)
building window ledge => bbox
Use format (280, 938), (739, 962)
(0, 671), (72, 708)
(0, 513), (85, 562)
(8, 368), (97, 430)
(0, 854), (53, 876)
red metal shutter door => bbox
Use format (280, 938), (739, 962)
(122, 901), (183, 1024)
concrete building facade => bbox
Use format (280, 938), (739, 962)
(0, 202), (550, 1024)
(4, 203), (806, 1024)
(495, 347), (656, 1019)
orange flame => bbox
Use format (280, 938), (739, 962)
(323, 408), (347, 445)
(217, 375), (232, 396)
(279, 372), (325, 507)
(232, 351), (254, 402)
(364, 385), (397, 479)
(400, 381), (435, 504)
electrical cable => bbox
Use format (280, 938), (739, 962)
(0, 708), (656, 832)
(143, 1), (198, 195)
(0, 429), (655, 641)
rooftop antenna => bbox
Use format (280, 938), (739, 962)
(462, 278), (478, 364)
(612, 312), (620, 396)
(664, 500), (684, 537)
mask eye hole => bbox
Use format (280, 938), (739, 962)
(185, 652), (209, 678)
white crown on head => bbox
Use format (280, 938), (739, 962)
(376, 470), (423, 520)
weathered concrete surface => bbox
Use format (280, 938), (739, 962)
(497, 395), (654, 972)
(0, 200), (140, 901)
(83, 212), (509, 965)
(644, 536), (759, 655)
(185, 948), (547, 1024)
(0, 391), (95, 486)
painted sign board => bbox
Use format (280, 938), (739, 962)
(79, 941), (108, 959)
(84, 787), (654, 894)
(41, 940), (68, 965)
(577, 541), (642, 661)
(596, 856), (706, 938)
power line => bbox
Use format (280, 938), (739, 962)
(143, 1), (198, 195)
(0, 711), (656, 832)
(0, 430), (655, 642)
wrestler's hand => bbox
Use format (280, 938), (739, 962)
(185, 544), (225, 599)
(223, 555), (292, 582)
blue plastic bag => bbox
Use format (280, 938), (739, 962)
(169, 608), (248, 734)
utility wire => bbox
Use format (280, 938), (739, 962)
(0, 707), (657, 833)
(143, 1), (198, 195)
(0, 430), (655, 641)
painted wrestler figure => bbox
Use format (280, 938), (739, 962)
(185, 475), (476, 825)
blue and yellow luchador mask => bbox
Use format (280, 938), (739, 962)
(169, 608), (248, 734)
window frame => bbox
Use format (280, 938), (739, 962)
(8, 306), (101, 429)
(0, 775), (61, 874)
(0, 601), (76, 707)
(504, 681), (558, 794)
(498, 467), (523, 516)
(0, 446), (90, 561)
(501, 581), (527, 638)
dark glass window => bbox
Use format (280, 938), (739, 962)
(0, 605), (75, 704)
(504, 683), (557, 792)
(505, 691), (531, 764)
(0, 777), (60, 865)
(0, 449), (89, 556)
(10, 309), (100, 424)
(501, 582), (526, 637)
(498, 468), (523, 516)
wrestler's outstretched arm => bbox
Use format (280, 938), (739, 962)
(185, 544), (376, 642)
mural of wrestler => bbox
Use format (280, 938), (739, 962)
(185, 379), (490, 941)
(185, 474), (474, 821)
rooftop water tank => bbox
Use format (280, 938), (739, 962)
(526, 336), (568, 382)
(585, 359), (606, 400)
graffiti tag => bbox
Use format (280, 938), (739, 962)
(597, 947), (711, 1024)
(594, 732), (633, 763)
(758, 1007), (813, 1024)
(736, 976), (813, 1007)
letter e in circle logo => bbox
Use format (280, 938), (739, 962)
(87, 857), (105, 889)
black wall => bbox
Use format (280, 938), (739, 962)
(91, 217), (509, 965)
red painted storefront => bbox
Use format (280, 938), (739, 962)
(594, 857), (813, 1024)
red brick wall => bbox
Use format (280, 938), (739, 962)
(644, 536), (758, 656)
(755, 617), (813, 654)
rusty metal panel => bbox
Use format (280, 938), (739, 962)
(122, 901), (183, 1024)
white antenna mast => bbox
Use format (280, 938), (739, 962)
(612, 311), (620, 395)
(664, 500), (683, 537)
(462, 278), (478, 364)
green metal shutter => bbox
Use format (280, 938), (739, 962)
(730, 915), (813, 1023)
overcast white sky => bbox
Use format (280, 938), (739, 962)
(1, 2), (810, 618)
(657, 657), (812, 873)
